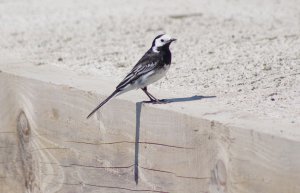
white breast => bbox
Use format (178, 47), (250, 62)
(135, 64), (170, 89)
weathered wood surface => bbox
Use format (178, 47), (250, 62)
(0, 63), (300, 193)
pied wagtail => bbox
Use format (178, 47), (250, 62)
(87, 34), (176, 119)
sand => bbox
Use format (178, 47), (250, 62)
(0, 0), (299, 122)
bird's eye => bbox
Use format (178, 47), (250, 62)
(161, 39), (164, 42)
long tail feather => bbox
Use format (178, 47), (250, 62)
(87, 90), (119, 119)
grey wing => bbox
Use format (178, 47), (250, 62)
(116, 52), (161, 90)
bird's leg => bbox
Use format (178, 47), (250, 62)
(146, 91), (159, 101)
(141, 87), (166, 104)
(142, 87), (156, 101)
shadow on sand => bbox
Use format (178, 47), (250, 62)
(134, 95), (216, 184)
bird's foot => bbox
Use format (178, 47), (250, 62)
(143, 99), (168, 104)
(155, 99), (168, 104)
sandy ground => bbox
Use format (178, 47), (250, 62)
(1, 0), (299, 122)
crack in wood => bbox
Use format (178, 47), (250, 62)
(84, 183), (169, 193)
(39, 162), (133, 169)
(140, 166), (210, 180)
(65, 140), (194, 149)
(39, 161), (208, 181)
(48, 181), (169, 193)
(70, 163), (134, 169)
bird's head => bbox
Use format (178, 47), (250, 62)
(152, 34), (176, 53)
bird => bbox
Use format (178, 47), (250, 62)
(87, 34), (176, 119)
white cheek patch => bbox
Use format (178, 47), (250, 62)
(152, 38), (163, 53)
(152, 34), (172, 53)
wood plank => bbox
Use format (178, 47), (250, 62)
(0, 64), (300, 193)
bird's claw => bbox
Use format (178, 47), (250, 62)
(155, 99), (168, 104)
(142, 99), (168, 104)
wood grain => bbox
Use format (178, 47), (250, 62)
(0, 69), (300, 193)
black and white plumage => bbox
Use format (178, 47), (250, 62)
(87, 34), (176, 119)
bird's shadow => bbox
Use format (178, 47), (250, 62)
(142, 95), (216, 104)
(134, 95), (216, 184)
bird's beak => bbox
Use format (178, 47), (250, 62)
(169, 38), (177, 42)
